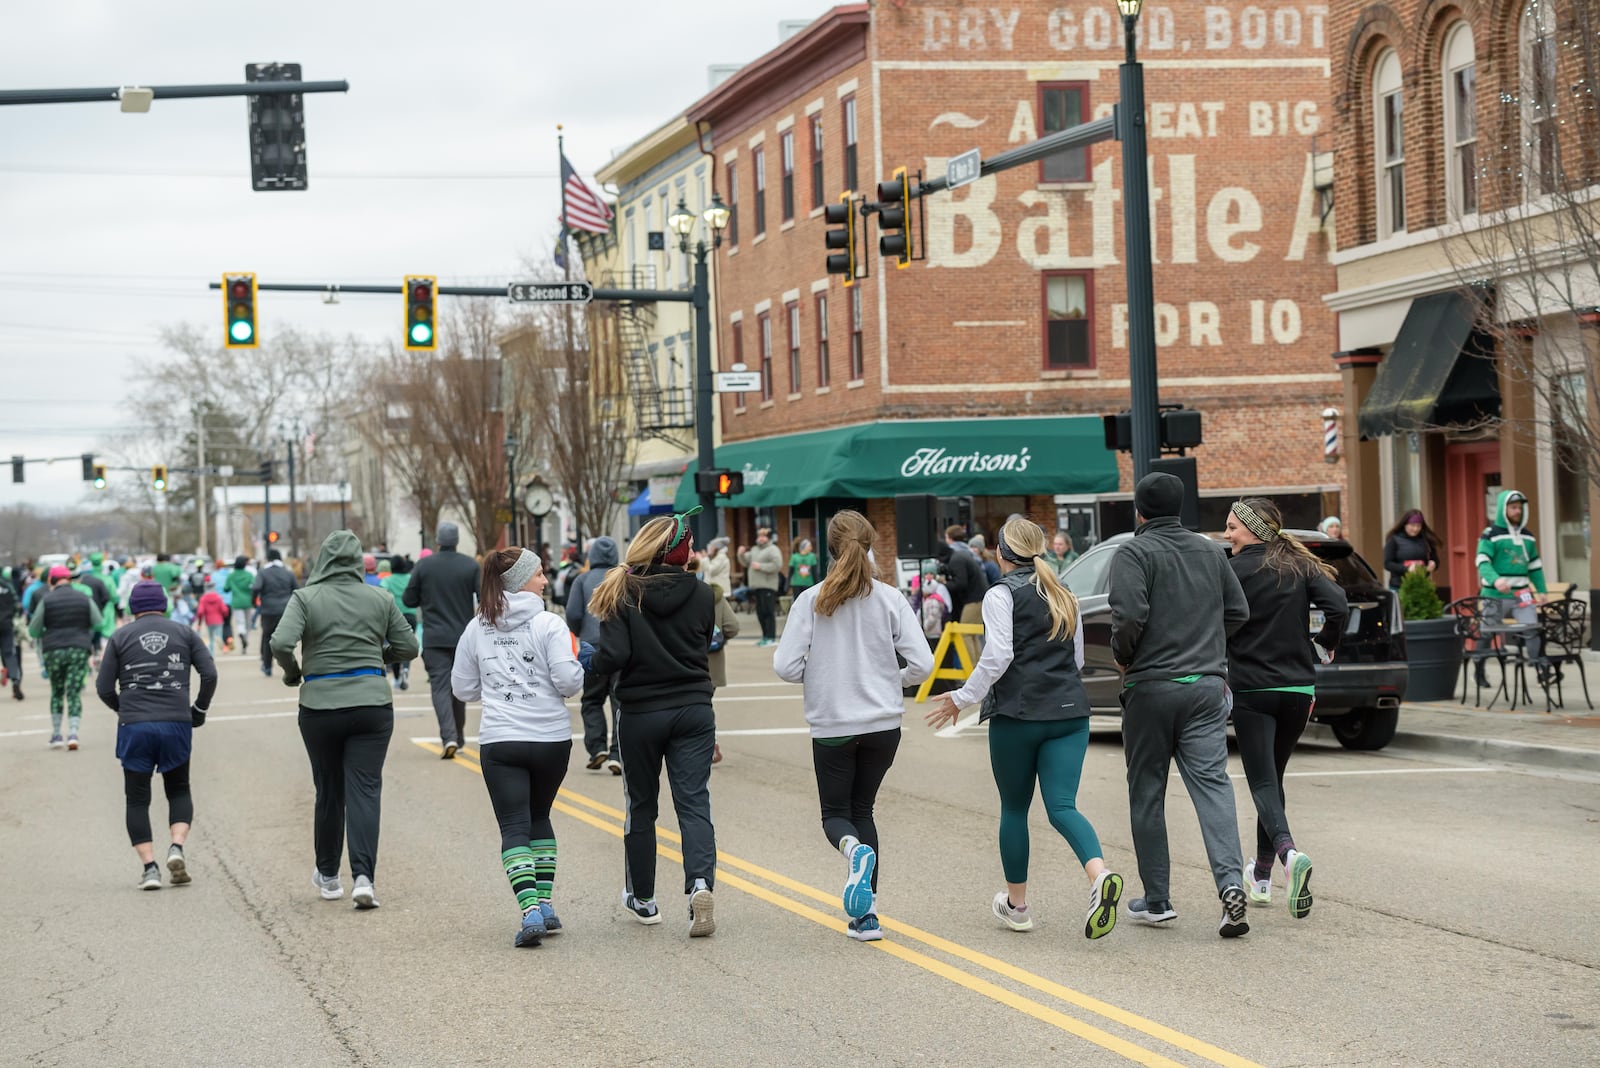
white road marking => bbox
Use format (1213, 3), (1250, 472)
(936, 708), (985, 738)
(1280, 766), (1500, 779)
(0, 729), (49, 739)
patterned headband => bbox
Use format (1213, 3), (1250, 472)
(1231, 501), (1278, 542)
(501, 549), (542, 592)
(996, 527), (1039, 565)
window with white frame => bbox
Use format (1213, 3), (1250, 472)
(786, 301), (801, 393)
(1443, 23), (1477, 217)
(1521, 0), (1558, 199)
(1373, 50), (1406, 237)
(848, 286), (863, 381)
(759, 312), (773, 401)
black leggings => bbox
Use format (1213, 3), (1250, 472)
(1231, 690), (1314, 860)
(479, 740), (571, 851)
(298, 705), (393, 881)
(124, 762), (194, 846)
(810, 728), (901, 892)
(753, 588), (777, 640)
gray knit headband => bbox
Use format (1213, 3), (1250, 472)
(1231, 502), (1278, 542)
(501, 549), (542, 592)
(996, 527), (1040, 565)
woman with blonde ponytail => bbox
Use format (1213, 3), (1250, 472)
(1223, 498), (1347, 921)
(588, 509), (721, 938)
(926, 518), (1123, 941)
(773, 510), (933, 942)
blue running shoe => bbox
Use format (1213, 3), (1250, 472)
(843, 843), (877, 919)
(515, 908), (546, 948)
(539, 901), (562, 934)
(846, 914), (883, 941)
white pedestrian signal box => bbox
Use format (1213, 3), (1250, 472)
(508, 281), (593, 304)
(714, 371), (762, 393)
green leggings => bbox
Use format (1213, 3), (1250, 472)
(988, 715), (1102, 883)
(43, 647), (90, 734)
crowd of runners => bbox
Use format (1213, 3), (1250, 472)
(9, 471), (1364, 951)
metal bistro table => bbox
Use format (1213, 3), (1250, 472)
(1477, 620), (1544, 711)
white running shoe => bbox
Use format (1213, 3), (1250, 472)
(312, 868), (344, 900)
(166, 845), (190, 885)
(1245, 858), (1272, 905)
(622, 891), (662, 925)
(992, 890), (1033, 931)
(139, 864), (162, 891)
(688, 883), (716, 938)
(352, 875), (380, 909)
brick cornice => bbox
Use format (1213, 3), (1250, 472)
(1332, 348), (1385, 369)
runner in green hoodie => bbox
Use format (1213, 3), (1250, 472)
(1476, 489), (1548, 675)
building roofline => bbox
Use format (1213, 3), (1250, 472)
(595, 114), (696, 186)
(686, 4), (870, 127)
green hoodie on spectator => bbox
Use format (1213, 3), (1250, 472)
(271, 530), (419, 711)
(1476, 489), (1546, 599)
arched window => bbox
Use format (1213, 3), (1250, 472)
(1373, 50), (1406, 237)
(1442, 23), (1477, 217)
(1521, 0), (1558, 198)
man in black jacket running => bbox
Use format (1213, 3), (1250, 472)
(251, 549), (299, 678)
(405, 522), (480, 758)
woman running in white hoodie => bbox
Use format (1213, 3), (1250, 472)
(452, 547), (587, 949)
(773, 510), (934, 942)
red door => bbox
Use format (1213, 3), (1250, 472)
(1445, 442), (1501, 603)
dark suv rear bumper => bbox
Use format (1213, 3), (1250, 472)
(1311, 662), (1410, 717)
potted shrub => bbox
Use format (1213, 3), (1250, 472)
(1397, 566), (1462, 701)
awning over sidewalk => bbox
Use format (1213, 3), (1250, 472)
(1358, 289), (1501, 439)
(626, 487), (673, 517)
(673, 416), (1118, 510)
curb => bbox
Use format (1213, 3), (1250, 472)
(1386, 730), (1600, 774)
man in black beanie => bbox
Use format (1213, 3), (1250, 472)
(1109, 472), (1252, 938)
(404, 522), (480, 758)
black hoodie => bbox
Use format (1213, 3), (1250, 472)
(590, 565), (715, 714)
(1226, 543), (1349, 691)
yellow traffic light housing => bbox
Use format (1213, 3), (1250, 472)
(223, 272), (258, 348)
(92, 464), (107, 490)
(824, 192), (858, 287)
(405, 275), (437, 350)
(878, 166), (913, 268)
(151, 464), (168, 491)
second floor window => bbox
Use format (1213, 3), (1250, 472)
(787, 301), (801, 393)
(1443, 23), (1477, 218)
(754, 148), (767, 236)
(816, 293), (830, 388)
(810, 115), (824, 211)
(726, 162), (739, 247)
(759, 312), (773, 401)
(730, 320), (746, 412)
(1373, 51), (1405, 237)
(843, 97), (859, 193)
(1040, 83), (1089, 183)
(780, 131), (795, 223)
(849, 286), (864, 381)
(1044, 272), (1093, 370)
(1521, 0), (1558, 199)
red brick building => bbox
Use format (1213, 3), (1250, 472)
(681, 1), (1345, 566)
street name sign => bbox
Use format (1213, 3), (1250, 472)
(508, 281), (593, 303)
(715, 371), (763, 393)
(946, 148), (982, 190)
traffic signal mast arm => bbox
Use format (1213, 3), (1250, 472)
(0, 80), (348, 107)
(206, 281), (697, 303)
(916, 113), (1117, 197)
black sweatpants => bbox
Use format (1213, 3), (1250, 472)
(0, 624), (20, 683)
(753, 588), (777, 641)
(260, 613), (281, 674)
(579, 671), (621, 762)
(124, 762), (194, 846)
(620, 703), (717, 900)
(480, 740), (571, 851)
(810, 728), (901, 893)
(1231, 690), (1314, 861)
(298, 705), (393, 882)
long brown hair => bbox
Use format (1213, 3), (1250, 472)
(589, 516), (677, 621)
(478, 547), (526, 627)
(813, 510), (878, 616)
(1240, 498), (1335, 581)
(999, 518), (1079, 641)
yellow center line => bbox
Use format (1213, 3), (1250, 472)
(422, 741), (1260, 1068)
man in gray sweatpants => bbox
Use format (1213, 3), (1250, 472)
(1109, 472), (1253, 938)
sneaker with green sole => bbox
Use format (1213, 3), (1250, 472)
(1285, 849), (1314, 919)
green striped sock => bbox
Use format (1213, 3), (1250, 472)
(530, 838), (557, 904)
(501, 847), (540, 914)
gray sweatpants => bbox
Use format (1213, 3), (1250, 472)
(422, 646), (466, 746)
(1121, 676), (1243, 904)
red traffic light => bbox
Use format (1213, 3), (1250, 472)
(412, 284), (431, 302)
(266, 531), (280, 544)
(230, 281), (250, 299)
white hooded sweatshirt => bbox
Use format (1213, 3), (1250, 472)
(451, 591), (585, 745)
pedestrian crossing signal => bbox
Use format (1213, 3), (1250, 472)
(695, 469), (744, 498)
(151, 464), (168, 491)
(405, 275), (437, 350)
(223, 272), (258, 348)
(267, 531), (280, 544)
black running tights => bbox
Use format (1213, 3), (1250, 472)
(479, 740), (571, 851)
(125, 762), (193, 846)
(1230, 690), (1314, 859)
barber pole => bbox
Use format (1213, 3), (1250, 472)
(1322, 408), (1341, 463)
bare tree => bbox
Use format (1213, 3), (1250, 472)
(1444, 1), (1600, 495)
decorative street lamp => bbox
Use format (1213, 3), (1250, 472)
(503, 432), (519, 547)
(1116, 0), (1161, 481)
(671, 193), (731, 546)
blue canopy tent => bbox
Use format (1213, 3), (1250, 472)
(627, 487), (674, 517)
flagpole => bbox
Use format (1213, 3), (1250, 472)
(558, 125), (572, 283)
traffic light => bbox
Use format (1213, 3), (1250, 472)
(877, 166), (914, 267)
(694, 469), (744, 498)
(151, 465), (168, 491)
(266, 530), (280, 545)
(92, 464), (107, 490)
(11, 455), (23, 483)
(81, 453), (95, 481)
(258, 460), (273, 483)
(405, 275), (437, 350)
(223, 272), (258, 348)
(824, 193), (858, 287)
(245, 62), (309, 192)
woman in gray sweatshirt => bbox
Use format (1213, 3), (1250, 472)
(773, 510), (934, 943)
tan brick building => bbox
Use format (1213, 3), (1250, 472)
(677, 1), (1345, 567)
(1325, 0), (1596, 607)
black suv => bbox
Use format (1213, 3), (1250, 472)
(1061, 530), (1408, 750)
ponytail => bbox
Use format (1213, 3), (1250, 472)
(1238, 498), (1336, 582)
(478, 547), (522, 627)
(998, 518), (1078, 641)
(813, 510), (877, 617)
(589, 516), (676, 621)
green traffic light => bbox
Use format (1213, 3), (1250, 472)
(93, 478), (106, 490)
(230, 319), (254, 342)
(410, 322), (433, 345)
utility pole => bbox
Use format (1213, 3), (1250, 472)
(287, 435), (299, 560)
(195, 409), (208, 557)
(1118, 2), (1160, 480)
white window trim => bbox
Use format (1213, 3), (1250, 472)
(804, 97), (825, 116)
(1442, 22), (1477, 221)
(1520, 0), (1558, 202)
(1373, 51), (1405, 240)
(776, 114), (795, 133)
(747, 130), (766, 150)
(836, 78), (859, 98)
(753, 299), (772, 315)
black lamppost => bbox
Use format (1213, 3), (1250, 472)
(503, 432), (519, 547)
(337, 478), (348, 529)
(669, 192), (731, 547)
(1117, 0), (1161, 481)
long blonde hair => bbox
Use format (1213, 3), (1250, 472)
(999, 518), (1079, 641)
(588, 516), (677, 621)
(813, 509), (877, 616)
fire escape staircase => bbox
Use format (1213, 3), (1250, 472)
(609, 266), (694, 441)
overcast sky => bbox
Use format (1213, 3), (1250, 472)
(0, 0), (830, 509)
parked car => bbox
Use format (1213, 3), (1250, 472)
(1061, 529), (1408, 750)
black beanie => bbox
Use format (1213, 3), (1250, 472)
(1134, 472), (1184, 519)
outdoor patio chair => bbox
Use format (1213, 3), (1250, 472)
(1447, 596), (1531, 709)
(1537, 595), (1592, 712)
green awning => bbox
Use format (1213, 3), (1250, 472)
(674, 417), (1118, 510)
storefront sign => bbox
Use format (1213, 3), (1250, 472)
(900, 446), (1032, 477)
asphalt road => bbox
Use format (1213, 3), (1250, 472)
(2, 629), (1597, 1067)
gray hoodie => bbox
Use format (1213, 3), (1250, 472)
(564, 536), (619, 645)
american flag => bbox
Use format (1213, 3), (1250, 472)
(561, 152), (613, 234)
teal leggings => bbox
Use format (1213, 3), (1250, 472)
(988, 715), (1102, 882)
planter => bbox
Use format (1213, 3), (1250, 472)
(1402, 617), (1462, 702)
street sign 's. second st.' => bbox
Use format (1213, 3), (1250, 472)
(508, 281), (594, 303)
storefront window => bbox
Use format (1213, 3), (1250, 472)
(1552, 373), (1591, 585)
(1393, 432), (1423, 520)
